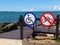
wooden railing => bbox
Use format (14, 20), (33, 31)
(19, 15), (60, 40)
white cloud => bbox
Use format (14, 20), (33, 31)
(54, 4), (60, 11)
(54, 5), (57, 10)
(29, 8), (35, 11)
(21, 8), (36, 11)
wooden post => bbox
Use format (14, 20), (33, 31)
(56, 15), (59, 40)
(19, 15), (23, 39)
(32, 24), (35, 39)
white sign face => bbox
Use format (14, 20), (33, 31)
(24, 12), (36, 26)
(40, 12), (55, 27)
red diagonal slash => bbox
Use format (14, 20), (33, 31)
(43, 15), (52, 25)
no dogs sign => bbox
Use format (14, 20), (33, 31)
(40, 12), (55, 27)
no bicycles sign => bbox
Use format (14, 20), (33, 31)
(40, 12), (55, 27)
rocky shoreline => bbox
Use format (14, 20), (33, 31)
(0, 22), (18, 33)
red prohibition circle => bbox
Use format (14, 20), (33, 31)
(40, 12), (55, 27)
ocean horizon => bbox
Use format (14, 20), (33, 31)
(0, 11), (60, 23)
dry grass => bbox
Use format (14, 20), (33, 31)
(28, 36), (56, 43)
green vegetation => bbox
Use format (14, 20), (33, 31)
(52, 26), (56, 29)
(56, 39), (60, 43)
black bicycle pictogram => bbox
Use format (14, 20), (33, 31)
(42, 16), (52, 23)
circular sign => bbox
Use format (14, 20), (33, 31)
(40, 12), (55, 27)
(23, 12), (36, 26)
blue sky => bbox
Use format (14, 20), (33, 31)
(0, 0), (60, 11)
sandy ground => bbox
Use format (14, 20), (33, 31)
(0, 38), (22, 45)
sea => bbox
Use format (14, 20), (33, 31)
(0, 11), (60, 23)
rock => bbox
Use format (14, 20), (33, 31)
(0, 21), (18, 33)
(0, 23), (10, 33)
(2, 23), (18, 32)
